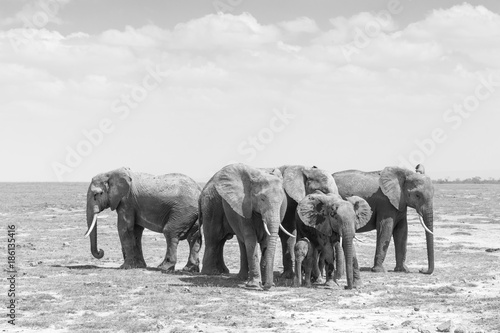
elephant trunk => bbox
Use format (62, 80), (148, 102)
(86, 188), (104, 259)
(262, 214), (280, 290)
(342, 234), (354, 289)
(422, 208), (434, 274)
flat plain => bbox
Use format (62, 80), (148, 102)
(1, 182), (499, 333)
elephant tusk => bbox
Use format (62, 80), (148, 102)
(354, 236), (364, 243)
(279, 224), (295, 238)
(263, 221), (271, 236)
(418, 214), (433, 235)
(339, 236), (342, 249)
(84, 214), (98, 238)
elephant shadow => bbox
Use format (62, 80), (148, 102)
(359, 266), (373, 272)
(52, 264), (162, 271)
(180, 271), (294, 289)
(179, 274), (256, 289)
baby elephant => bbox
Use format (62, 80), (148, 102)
(294, 238), (315, 287)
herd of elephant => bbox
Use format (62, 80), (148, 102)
(84, 163), (434, 290)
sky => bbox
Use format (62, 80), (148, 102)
(1, 0), (499, 182)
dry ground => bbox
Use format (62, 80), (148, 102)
(1, 183), (499, 332)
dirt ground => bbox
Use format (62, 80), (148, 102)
(1, 182), (499, 333)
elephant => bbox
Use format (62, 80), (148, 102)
(85, 167), (202, 272)
(333, 165), (435, 274)
(200, 163), (291, 290)
(296, 192), (372, 289)
(277, 165), (340, 280)
(293, 238), (314, 287)
(293, 236), (343, 287)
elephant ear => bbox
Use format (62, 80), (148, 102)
(282, 165), (306, 202)
(108, 167), (132, 211)
(346, 196), (372, 230)
(379, 167), (406, 211)
(297, 192), (334, 236)
(214, 164), (252, 219)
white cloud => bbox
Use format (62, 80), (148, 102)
(167, 12), (281, 50)
(0, 5), (499, 181)
(278, 17), (320, 34)
(1, 0), (73, 27)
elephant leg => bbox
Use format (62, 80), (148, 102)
(218, 237), (230, 274)
(372, 216), (394, 272)
(237, 238), (249, 280)
(133, 225), (147, 267)
(243, 236), (261, 289)
(304, 255), (313, 288)
(280, 202), (297, 280)
(279, 223), (296, 280)
(158, 220), (181, 272)
(117, 212), (145, 269)
(353, 245), (361, 288)
(334, 242), (344, 281)
(324, 259), (336, 288)
(183, 222), (201, 273)
(201, 205), (230, 275)
(312, 249), (324, 284)
(318, 250), (325, 279)
(393, 216), (410, 273)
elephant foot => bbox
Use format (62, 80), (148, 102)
(313, 276), (325, 285)
(158, 261), (176, 273)
(280, 270), (295, 280)
(244, 279), (263, 290)
(237, 272), (249, 281)
(371, 265), (386, 273)
(120, 259), (146, 269)
(182, 264), (199, 273)
(262, 283), (274, 291)
(324, 279), (338, 289)
(394, 264), (410, 273)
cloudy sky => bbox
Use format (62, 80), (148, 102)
(1, 0), (499, 182)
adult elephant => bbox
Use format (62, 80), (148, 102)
(333, 166), (435, 274)
(296, 192), (372, 289)
(85, 167), (202, 272)
(200, 163), (290, 290)
(277, 165), (339, 279)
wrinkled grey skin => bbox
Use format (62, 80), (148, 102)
(200, 163), (287, 290)
(334, 166), (435, 274)
(86, 167), (201, 272)
(294, 238), (314, 287)
(276, 165), (339, 280)
(297, 192), (372, 289)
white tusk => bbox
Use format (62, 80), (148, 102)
(354, 236), (364, 243)
(418, 214), (433, 235)
(84, 214), (98, 238)
(279, 224), (295, 238)
(263, 221), (271, 236)
(339, 236), (342, 249)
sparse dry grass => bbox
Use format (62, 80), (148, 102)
(1, 183), (499, 332)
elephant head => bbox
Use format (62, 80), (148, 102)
(85, 167), (132, 259)
(214, 164), (287, 289)
(379, 166), (435, 274)
(297, 192), (372, 289)
(281, 165), (339, 202)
